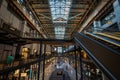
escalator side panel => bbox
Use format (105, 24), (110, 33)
(74, 33), (120, 80)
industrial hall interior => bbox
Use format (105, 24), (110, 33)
(0, 0), (120, 80)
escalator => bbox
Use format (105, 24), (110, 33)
(85, 32), (120, 52)
(73, 32), (120, 80)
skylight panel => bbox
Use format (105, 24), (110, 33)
(49, 0), (72, 39)
(49, 0), (71, 21)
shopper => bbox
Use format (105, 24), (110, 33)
(6, 54), (14, 66)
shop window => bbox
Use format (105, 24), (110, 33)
(81, 50), (87, 59)
(22, 48), (29, 59)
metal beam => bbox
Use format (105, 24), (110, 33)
(38, 13), (51, 20)
(74, 46), (78, 80)
(37, 42), (43, 80)
(20, 38), (73, 44)
(42, 44), (46, 80)
(68, 13), (83, 20)
(79, 49), (83, 80)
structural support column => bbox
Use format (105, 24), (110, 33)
(15, 44), (21, 59)
(18, 69), (21, 80)
(50, 45), (52, 53)
(37, 42), (43, 80)
(42, 44), (46, 80)
(74, 46), (78, 80)
(68, 51), (71, 64)
(79, 49), (83, 80)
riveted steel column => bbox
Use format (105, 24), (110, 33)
(74, 46), (78, 80)
(37, 42), (42, 80)
(18, 69), (21, 80)
(79, 49), (83, 80)
(42, 44), (46, 80)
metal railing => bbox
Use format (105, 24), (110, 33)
(0, 53), (54, 75)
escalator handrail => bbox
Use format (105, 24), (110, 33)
(85, 32), (120, 47)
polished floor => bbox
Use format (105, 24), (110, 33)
(49, 69), (71, 80)
(42, 60), (80, 80)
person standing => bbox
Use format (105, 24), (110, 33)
(6, 54), (14, 66)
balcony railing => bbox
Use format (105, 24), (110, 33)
(22, 32), (40, 38)
(0, 19), (40, 38)
(12, 1), (41, 33)
(0, 53), (54, 75)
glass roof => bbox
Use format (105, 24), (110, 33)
(49, 0), (71, 39)
(55, 26), (65, 39)
(49, 0), (72, 39)
(49, 0), (71, 21)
